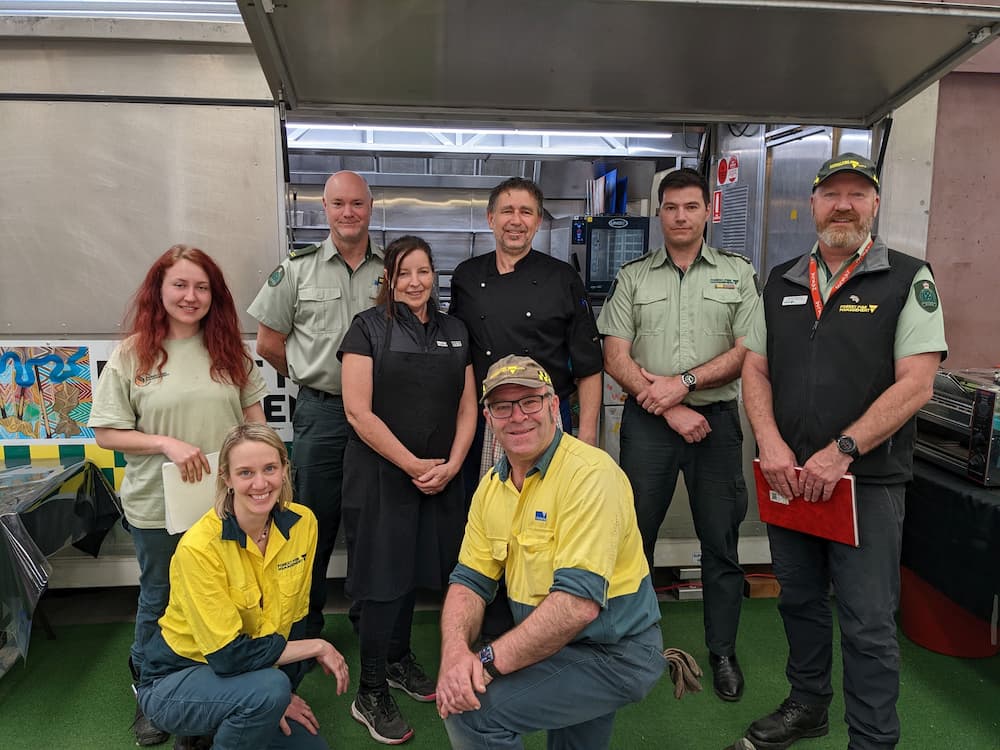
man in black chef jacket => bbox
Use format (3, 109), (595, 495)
(449, 176), (604, 638)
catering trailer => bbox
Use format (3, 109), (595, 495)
(2, 1), (999, 587)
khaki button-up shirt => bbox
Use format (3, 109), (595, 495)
(597, 243), (761, 406)
(248, 235), (383, 395)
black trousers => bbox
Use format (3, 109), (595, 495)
(769, 482), (905, 750)
(619, 396), (747, 655)
(358, 590), (417, 692)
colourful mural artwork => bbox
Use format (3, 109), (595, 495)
(0, 346), (94, 442)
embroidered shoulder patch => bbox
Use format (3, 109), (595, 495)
(913, 279), (939, 312)
(267, 266), (285, 287)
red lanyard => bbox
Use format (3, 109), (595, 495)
(808, 237), (873, 320)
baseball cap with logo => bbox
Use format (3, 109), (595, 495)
(812, 152), (880, 193)
(480, 355), (553, 402)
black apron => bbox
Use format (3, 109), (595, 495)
(342, 310), (467, 601)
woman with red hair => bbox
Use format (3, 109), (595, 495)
(89, 245), (267, 747)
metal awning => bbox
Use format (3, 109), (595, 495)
(238, 0), (1000, 130)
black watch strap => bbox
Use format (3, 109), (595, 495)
(478, 645), (502, 679)
(836, 434), (860, 459)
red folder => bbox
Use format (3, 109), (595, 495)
(753, 459), (859, 547)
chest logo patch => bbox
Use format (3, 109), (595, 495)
(710, 278), (737, 289)
(782, 295), (808, 306)
(914, 279), (939, 312)
(134, 371), (168, 386)
(277, 553), (307, 571)
(534, 510), (547, 522)
(838, 303), (879, 314)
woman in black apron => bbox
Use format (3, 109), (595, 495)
(339, 235), (477, 745)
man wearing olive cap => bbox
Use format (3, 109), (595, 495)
(738, 153), (947, 750)
(435, 355), (665, 749)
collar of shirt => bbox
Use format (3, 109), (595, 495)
(487, 248), (539, 276)
(650, 242), (718, 271)
(494, 429), (564, 483)
(319, 235), (382, 263)
(220, 505), (303, 546)
(809, 233), (873, 280)
(390, 301), (442, 336)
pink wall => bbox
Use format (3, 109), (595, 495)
(926, 72), (1000, 368)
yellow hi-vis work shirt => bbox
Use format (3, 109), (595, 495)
(145, 503), (315, 680)
(450, 432), (660, 644)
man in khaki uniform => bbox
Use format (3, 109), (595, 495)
(248, 170), (383, 639)
(598, 168), (761, 702)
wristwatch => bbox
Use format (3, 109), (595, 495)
(836, 435), (860, 460)
(680, 371), (698, 392)
(478, 644), (503, 679)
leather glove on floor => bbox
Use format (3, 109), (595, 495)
(663, 647), (703, 699)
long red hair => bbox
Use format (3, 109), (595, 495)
(125, 245), (251, 389)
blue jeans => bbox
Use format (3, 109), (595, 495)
(292, 387), (350, 638)
(138, 665), (328, 750)
(444, 624), (666, 750)
(130, 525), (181, 677)
(769, 482), (905, 750)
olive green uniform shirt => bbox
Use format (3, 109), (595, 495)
(597, 243), (762, 406)
(247, 235), (383, 395)
(744, 237), (947, 360)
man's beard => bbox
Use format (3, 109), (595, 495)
(816, 212), (873, 250)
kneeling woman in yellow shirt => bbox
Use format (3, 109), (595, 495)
(136, 423), (349, 750)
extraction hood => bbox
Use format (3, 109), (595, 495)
(238, 0), (1000, 130)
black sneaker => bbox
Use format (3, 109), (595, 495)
(386, 652), (437, 702)
(351, 689), (414, 745)
(746, 698), (829, 749)
(132, 703), (170, 747)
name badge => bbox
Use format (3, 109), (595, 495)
(436, 341), (450, 347)
(782, 295), (808, 306)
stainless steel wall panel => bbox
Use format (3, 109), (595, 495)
(380, 188), (477, 232)
(879, 85), (937, 260)
(0, 101), (280, 336)
(761, 129), (833, 280)
(709, 126), (766, 270)
(0, 38), (269, 101)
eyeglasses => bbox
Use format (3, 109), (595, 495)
(485, 394), (550, 419)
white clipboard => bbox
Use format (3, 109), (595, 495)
(162, 452), (219, 535)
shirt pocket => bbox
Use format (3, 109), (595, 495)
(296, 287), (344, 334)
(228, 583), (262, 631)
(633, 291), (669, 336)
(276, 568), (307, 618)
(701, 287), (740, 340)
(487, 536), (509, 566)
(511, 528), (556, 599)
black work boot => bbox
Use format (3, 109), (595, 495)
(745, 698), (829, 749)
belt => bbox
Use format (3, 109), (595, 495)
(299, 385), (342, 400)
(688, 399), (738, 415)
(625, 396), (736, 415)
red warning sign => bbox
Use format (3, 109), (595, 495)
(718, 155), (740, 186)
(712, 190), (722, 223)
(725, 155), (739, 184)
